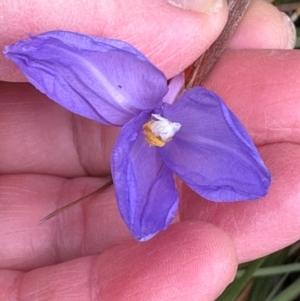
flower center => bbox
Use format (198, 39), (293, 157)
(143, 114), (181, 147)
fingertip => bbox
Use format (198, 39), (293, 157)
(95, 221), (237, 301)
(228, 0), (296, 49)
(2, 221), (237, 301)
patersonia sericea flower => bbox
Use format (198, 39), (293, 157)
(4, 31), (271, 241)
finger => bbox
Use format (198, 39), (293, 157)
(205, 49), (300, 146)
(0, 175), (130, 271)
(181, 143), (300, 263)
(0, 0), (228, 81)
(228, 0), (296, 49)
(186, 49), (300, 262)
(0, 222), (237, 301)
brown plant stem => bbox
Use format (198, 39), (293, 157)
(40, 179), (113, 223)
(186, 0), (251, 88)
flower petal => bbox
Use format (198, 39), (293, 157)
(4, 31), (168, 126)
(162, 73), (184, 104)
(112, 111), (179, 241)
(159, 87), (271, 201)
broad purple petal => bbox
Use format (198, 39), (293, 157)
(4, 31), (168, 126)
(159, 87), (271, 201)
(112, 111), (179, 241)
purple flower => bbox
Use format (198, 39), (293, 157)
(4, 31), (271, 241)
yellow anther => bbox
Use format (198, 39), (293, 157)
(143, 121), (171, 147)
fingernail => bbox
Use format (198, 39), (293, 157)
(281, 12), (296, 49)
(167, 0), (223, 13)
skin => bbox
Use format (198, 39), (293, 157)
(0, 0), (299, 300)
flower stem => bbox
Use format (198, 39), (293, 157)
(186, 0), (251, 88)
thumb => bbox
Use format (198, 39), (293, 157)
(0, 0), (227, 81)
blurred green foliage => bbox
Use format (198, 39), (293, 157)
(217, 241), (300, 301)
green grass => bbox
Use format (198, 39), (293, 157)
(216, 241), (300, 301)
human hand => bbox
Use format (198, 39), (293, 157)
(0, 0), (298, 300)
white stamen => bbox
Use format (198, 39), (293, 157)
(150, 114), (181, 141)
